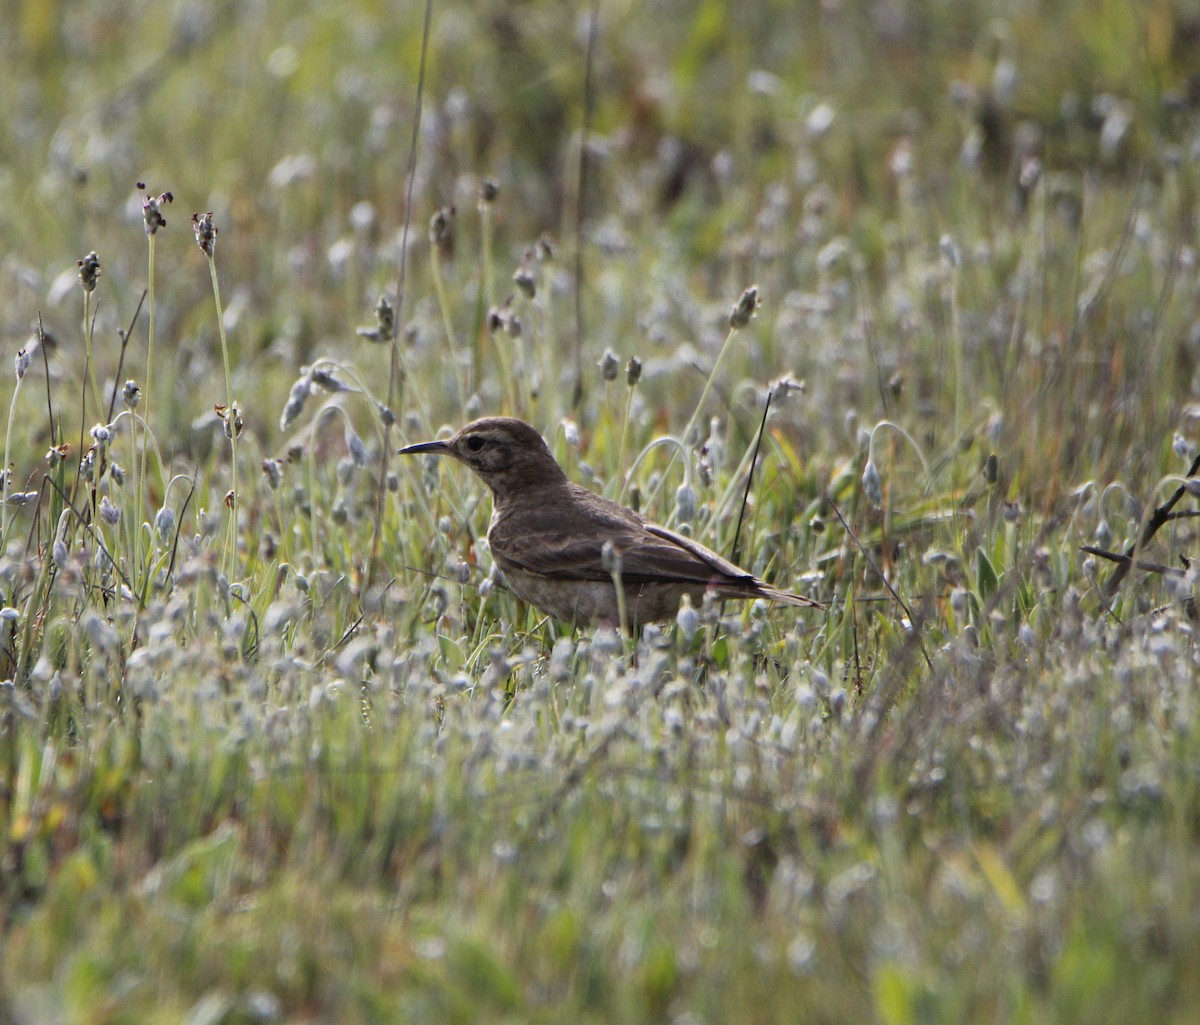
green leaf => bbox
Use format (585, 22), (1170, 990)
(976, 547), (999, 601)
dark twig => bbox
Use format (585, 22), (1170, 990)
(1081, 544), (1186, 578)
(1100, 452), (1200, 598)
(164, 472), (197, 587)
(36, 314), (55, 443)
(106, 290), (147, 423)
(729, 386), (774, 568)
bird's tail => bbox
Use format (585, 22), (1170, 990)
(763, 586), (825, 609)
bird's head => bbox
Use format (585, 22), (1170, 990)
(399, 417), (567, 495)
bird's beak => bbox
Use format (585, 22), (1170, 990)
(398, 439), (450, 456)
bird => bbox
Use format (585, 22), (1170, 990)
(398, 416), (825, 629)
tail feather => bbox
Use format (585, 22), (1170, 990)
(713, 580), (825, 610)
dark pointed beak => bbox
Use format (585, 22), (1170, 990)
(398, 439), (450, 456)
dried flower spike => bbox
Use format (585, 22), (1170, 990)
(192, 211), (218, 257)
(138, 182), (173, 236)
(356, 295), (395, 344)
(598, 348), (620, 382)
(429, 206), (455, 246)
(729, 285), (761, 329)
(625, 356), (642, 387)
(77, 251), (101, 292)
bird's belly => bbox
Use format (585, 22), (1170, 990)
(499, 566), (704, 626)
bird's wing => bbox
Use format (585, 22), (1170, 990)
(495, 517), (753, 587)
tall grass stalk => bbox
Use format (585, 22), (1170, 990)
(134, 187), (172, 599)
(430, 241), (467, 411)
(0, 365), (26, 545)
(195, 213), (239, 581)
(82, 290), (104, 425)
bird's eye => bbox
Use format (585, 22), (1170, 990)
(465, 435), (487, 452)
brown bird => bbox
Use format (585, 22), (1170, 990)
(399, 417), (824, 628)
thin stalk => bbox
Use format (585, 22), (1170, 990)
(1, 374), (26, 544)
(206, 252), (239, 581)
(82, 291), (104, 422)
(430, 246), (467, 410)
(135, 233), (158, 588)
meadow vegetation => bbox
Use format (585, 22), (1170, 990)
(2, 0), (1200, 1021)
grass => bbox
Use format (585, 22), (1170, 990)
(2, 0), (1200, 1021)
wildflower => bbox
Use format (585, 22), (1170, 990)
(14, 349), (31, 381)
(344, 425), (368, 466)
(45, 443), (70, 466)
(357, 295), (395, 344)
(123, 380), (141, 408)
(598, 348), (620, 382)
(214, 403), (244, 440)
(261, 458), (284, 490)
(309, 366), (350, 393)
(729, 285), (760, 329)
(674, 483), (697, 523)
(192, 211), (217, 257)
(513, 260), (536, 300)
(479, 179), (499, 204)
(138, 182), (173, 236)
(279, 373), (312, 431)
(676, 595), (700, 641)
(625, 356), (642, 387)
(99, 495), (121, 526)
(862, 459), (883, 507)
(77, 251), (101, 292)
(109, 462), (125, 486)
(154, 506), (176, 546)
(429, 206), (455, 246)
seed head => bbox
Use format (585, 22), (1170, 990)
(625, 356), (642, 387)
(598, 348), (620, 382)
(99, 495), (121, 526)
(357, 295), (395, 344)
(280, 374), (312, 431)
(429, 206), (455, 246)
(77, 251), (101, 293)
(123, 380), (142, 408)
(261, 458), (284, 490)
(674, 483), (697, 524)
(344, 425), (368, 466)
(215, 403), (244, 440)
(14, 349), (31, 381)
(479, 179), (499, 204)
(192, 211), (218, 257)
(154, 505), (176, 545)
(729, 285), (761, 329)
(862, 458), (883, 507)
(138, 183), (173, 236)
(513, 261), (536, 300)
